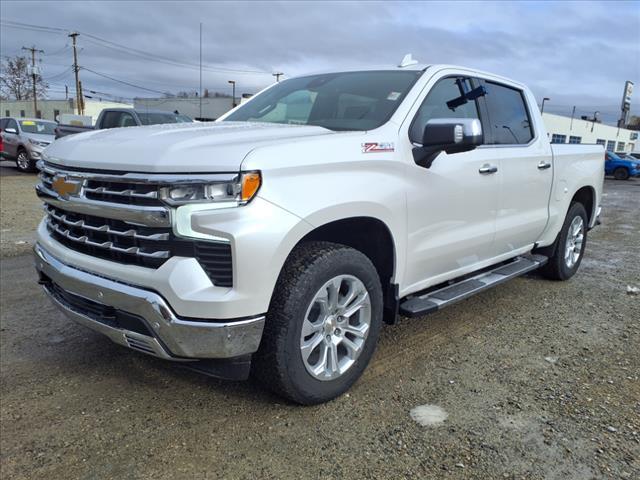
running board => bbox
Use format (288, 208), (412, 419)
(399, 254), (548, 318)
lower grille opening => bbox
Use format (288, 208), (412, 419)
(43, 275), (153, 337)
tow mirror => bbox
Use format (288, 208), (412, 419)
(413, 118), (483, 168)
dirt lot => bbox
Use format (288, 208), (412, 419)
(0, 161), (42, 257)
(1, 166), (638, 479)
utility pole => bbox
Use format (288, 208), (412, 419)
(199, 22), (203, 119)
(569, 106), (576, 131)
(540, 97), (550, 114)
(273, 72), (284, 82)
(69, 32), (83, 115)
(228, 80), (236, 107)
(22, 46), (44, 118)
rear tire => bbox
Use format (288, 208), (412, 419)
(613, 167), (629, 180)
(15, 149), (36, 173)
(540, 202), (588, 281)
(253, 241), (383, 405)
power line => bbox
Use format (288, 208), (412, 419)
(1, 19), (275, 76)
(81, 67), (168, 95)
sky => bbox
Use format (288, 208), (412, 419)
(1, 0), (639, 124)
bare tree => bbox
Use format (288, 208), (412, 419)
(0, 55), (48, 100)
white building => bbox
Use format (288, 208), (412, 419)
(0, 98), (133, 124)
(542, 112), (638, 153)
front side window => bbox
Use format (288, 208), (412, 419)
(483, 81), (533, 145)
(102, 111), (136, 128)
(225, 70), (422, 131)
(409, 77), (480, 143)
(7, 119), (18, 131)
(18, 120), (56, 135)
(138, 112), (182, 125)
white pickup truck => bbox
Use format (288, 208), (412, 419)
(34, 60), (604, 404)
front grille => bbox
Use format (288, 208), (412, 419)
(40, 164), (233, 287)
(40, 168), (162, 207)
(44, 205), (233, 287)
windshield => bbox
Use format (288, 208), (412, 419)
(19, 120), (56, 135)
(137, 112), (190, 125)
(224, 70), (422, 131)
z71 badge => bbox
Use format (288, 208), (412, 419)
(362, 142), (395, 153)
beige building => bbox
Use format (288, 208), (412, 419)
(0, 99), (133, 124)
(542, 112), (638, 153)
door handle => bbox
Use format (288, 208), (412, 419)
(537, 161), (552, 170)
(479, 164), (498, 174)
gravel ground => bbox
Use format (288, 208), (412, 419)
(0, 177), (638, 480)
(0, 160), (41, 257)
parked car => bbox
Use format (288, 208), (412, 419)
(605, 151), (640, 180)
(35, 61), (604, 404)
(0, 117), (56, 172)
(628, 152), (640, 160)
(55, 108), (193, 138)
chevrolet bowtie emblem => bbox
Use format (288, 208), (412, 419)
(52, 176), (81, 198)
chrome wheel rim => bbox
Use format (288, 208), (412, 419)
(17, 152), (30, 170)
(300, 274), (371, 381)
(564, 216), (584, 268)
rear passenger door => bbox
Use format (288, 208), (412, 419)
(478, 79), (553, 255)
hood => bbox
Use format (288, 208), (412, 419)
(44, 121), (334, 172)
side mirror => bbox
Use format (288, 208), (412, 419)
(4, 127), (17, 134)
(413, 118), (483, 168)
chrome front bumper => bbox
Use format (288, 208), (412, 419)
(34, 244), (265, 360)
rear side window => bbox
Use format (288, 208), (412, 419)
(483, 82), (533, 145)
(410, 77), (479, 142)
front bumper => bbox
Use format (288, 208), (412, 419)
(34, 243), (265, 360)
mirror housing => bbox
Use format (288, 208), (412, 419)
(4, 127), (17, 134)
(412, 118), (483, 168)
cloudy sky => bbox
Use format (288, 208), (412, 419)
(1, 0), (639, 123)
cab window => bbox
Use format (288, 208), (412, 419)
(483, 81), (533, 145)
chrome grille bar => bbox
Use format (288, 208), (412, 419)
(84, 186), (159, 199)
(46, 217), (170, 259)
(45, 206), (169, 240)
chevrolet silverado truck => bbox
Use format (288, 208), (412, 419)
(34, 61), (604, 404)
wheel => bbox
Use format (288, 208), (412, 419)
(613, 167), (630, 180)
(540, 202), (588, 281)
(15, 149), (36, 173)
(253, 241), (383, 404)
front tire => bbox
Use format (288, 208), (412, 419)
(540, 202), (588, 281)
(613, 167), (630, 180)
(15, 149), (36, 173)
(253, 241), (383, 405)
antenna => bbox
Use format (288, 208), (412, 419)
(399, 54), (418, 68)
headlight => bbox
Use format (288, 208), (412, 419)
(159, 171), (261, 206)
(28, 139), (50, 148)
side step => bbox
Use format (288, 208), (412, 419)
(399, 254), (548, 318)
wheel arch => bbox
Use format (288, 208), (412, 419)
(283, 216), (400, 324)
(571, 185), (596, 225)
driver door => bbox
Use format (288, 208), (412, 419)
(402, 75), (499, 292)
